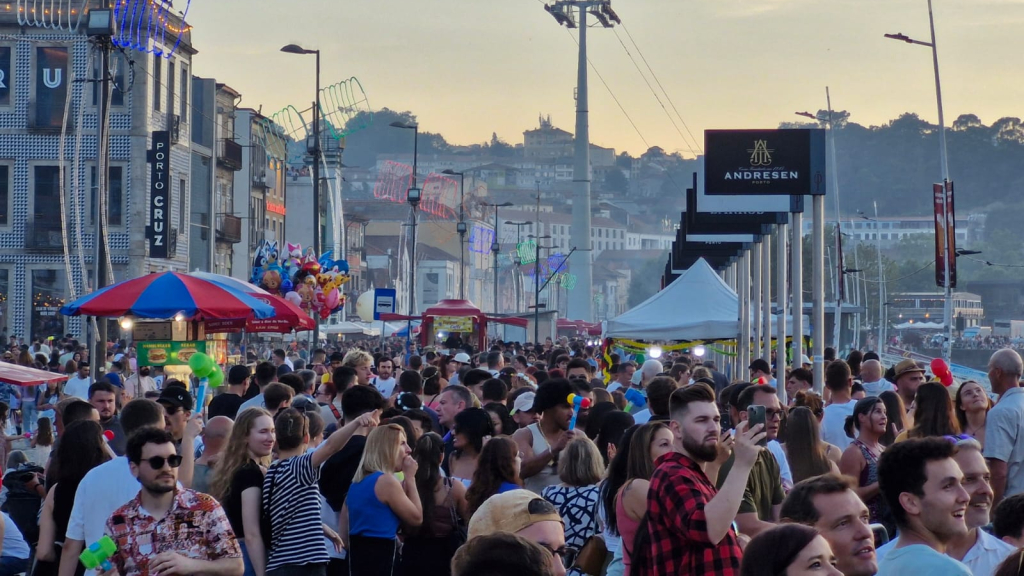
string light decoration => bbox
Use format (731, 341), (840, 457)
(112, 0), (192, 58)
(15, 0), (85, 31)
(252, 116), (289, 166)
(318, 77), (372, 140)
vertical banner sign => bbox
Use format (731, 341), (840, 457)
(147, 131), (171, 258)
(0, 47), (11, 106)
(933, 183), (946, 287)
(35, 46), (68, 128)
(945, 181), (957, 288)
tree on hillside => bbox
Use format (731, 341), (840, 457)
(604, 168), (628, 194)
(341, 108), (451, 168)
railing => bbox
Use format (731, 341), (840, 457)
(217, 214), (242, 243)
(218, 139), (243, 171)
(25, 221), (64, 252)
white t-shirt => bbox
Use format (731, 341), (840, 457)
(632, 408), (651, 424)
(66, 456), (180, 545)
(63, 375), (93, 400)
(372, 377), (397, 398)
(238, 393), (266, 414)
(2, 512), (30, 559)
(821, 400), (856, 451)
(768, 439), (793, 488)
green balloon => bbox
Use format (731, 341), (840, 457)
(207, 366), (225, 387)
(188, 352), (215, 378)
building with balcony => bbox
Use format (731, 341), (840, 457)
(0, 5), (195, 340)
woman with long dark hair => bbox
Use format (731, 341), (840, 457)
(483, 403), (515, 437)
(397, 433), (468, 576)
(740, 524), (841, 576)
(790, 392), (842, 464)
(421, 366), (445, 409)
(954, 380), (991, 447)
(34, 420), (109, 576)
(783, 407), (838, 484)
(839, 397), (895, 538)
(464, 437), (522, 517)
(897, 382), (960, 441)
(878, 391), (905, 446)
(600, 425), (638, 576)
(447, 408), (494, 487)
(619, 423), (673, 576)
(595, 410), (636, 467)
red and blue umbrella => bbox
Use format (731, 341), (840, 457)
(60, 271), (276, 320)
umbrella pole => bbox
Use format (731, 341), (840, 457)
(241, 329), (246, 364)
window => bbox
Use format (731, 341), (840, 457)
(153, 55), (161, 111)
(89, 165), (124, 227)
(33, 166), (60, 222)
(0, 46), (11, 107)
(179, 65), (188, 121)
(30, 269), (66, 340)
(167, 60), (175, 118)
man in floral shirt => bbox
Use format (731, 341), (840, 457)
(105, 428), (242, 576)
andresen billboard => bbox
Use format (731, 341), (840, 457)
(705, 129), (826, 196)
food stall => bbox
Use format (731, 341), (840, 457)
(381, 299), (528, 350)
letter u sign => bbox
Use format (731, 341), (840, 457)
(43, 68), (62, 89)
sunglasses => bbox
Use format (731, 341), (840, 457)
(539, 544), (579, 569)
(140, 454), (183, 469)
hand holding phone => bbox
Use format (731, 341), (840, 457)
(747, 405), (767, 447)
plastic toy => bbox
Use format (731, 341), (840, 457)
(566, 393), (592, 430)
(79, 535), (116, 571)
(624, 388), (647, 413)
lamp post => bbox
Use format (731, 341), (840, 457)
(390, 121), (420, 314)
(483, 202), (513, 315)
(506, 220), (533, 312)
(885, 1), (952, 361)
(530, 234), (553, 344)
(441, 169), (468, 300)
(281, 43), (322, 345)
(859, 202), (886, 351)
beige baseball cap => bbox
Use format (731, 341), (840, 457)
(467, 489), (563, 540)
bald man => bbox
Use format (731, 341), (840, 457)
(985, 348), (1024, 504)
(192, 416), (233, 494)
(860, 360), (895, 397)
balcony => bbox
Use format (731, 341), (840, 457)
(25, 221), (64, 253)
(217, 214), (242, 244)
(218, 139), (243, 171)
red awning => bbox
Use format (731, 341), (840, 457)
(0, 363), (69, 387)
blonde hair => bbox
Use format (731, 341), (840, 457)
(343, 350), (374, 369)
(209, 408), (274, 501)
(353, 424), (405, 483)
(557, 436), (604, 487)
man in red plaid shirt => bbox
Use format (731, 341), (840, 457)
(640, 383), (766, 576)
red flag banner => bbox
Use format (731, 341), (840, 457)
(934, 183), (948, 287)
(945, 181), (957, 288)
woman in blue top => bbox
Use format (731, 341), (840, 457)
(464, 437), (523, 518)
(341, 424), (422, 576)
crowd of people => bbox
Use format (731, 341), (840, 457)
(0, 333), (1023, 576)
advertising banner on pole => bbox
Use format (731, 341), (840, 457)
(933, 182), (956, 288)
(704, 129), (826, 196)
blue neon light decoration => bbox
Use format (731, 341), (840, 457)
(469, 225), (495, 255)
(113, 0), (193, 58)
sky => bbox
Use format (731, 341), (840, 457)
(188, 0), (1024, 156)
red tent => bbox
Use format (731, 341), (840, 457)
(557, 319), (602, 337)
(381, 299), (527, 349)
(0, 363), (69, 387)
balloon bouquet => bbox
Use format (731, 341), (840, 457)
(251, 240), (351, 320)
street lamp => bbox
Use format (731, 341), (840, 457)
(281, 43), (322, 345)
(483, 201), (513, 315)
(390, 121), (420, 314)
(505, 220), (533, 312)
(885, 0), (952, 361)
(441, 169), (468, 300)
(529, 234), (553, 344)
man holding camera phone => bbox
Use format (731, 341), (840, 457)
(714, 384), (786, 538)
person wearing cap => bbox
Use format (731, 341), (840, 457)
(510, 390), (541, 429)
(801, 354), (813, 370)
(156, 383), (202, 489)
(513, 379), (576, 494)
(208, 365), (252, 420)
(892, 359), (926, 418)
(468, 489), (569, 576)
(449, 352), (472, 386)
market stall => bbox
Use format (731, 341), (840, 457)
(381, 299), (528, 350)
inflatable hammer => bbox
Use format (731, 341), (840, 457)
(80, 535), (117, 571)
(567, 393), (592, 430)
(624, 388), (647, 413)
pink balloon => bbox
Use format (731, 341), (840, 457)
(285, 291), (302, 306)
(325, 288), (339, 310)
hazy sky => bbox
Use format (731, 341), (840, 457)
(189, 0), (1024, 156)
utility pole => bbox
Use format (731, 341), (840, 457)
(544, 0), (618, 323)
(91, 5), (112, 374)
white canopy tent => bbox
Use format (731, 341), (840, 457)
(604, 258), (809, 341)
(603, 258), (741, 340)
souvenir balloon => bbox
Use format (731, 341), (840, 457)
(208, 366), (225, 387)
(260, 269), (284, 296)
(325, 287), (340, 310)
(188, 352), (215, 378)
(285, 291), (302, 306)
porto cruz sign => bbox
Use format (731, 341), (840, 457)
(146, 131), (172, 258)
(705, 129), (826, 196)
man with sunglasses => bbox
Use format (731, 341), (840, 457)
(106, 428), (242, 576)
